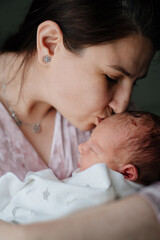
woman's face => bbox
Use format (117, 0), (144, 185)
(46, 34), (154, 130)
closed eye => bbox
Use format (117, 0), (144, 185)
(134, 74), (147, 87)
(134, 78), (142, 87)
(105, 75), (118, 84)
(133, 80), (138, 86)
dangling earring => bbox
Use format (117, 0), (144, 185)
(43, 56), (51, 63)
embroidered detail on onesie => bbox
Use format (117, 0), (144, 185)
(43, 188), (50, 201)
(12, 207), (21, 216)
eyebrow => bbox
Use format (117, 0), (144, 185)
(107, 64), (147, 79)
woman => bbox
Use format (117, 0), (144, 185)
(0, 0), (160, 239)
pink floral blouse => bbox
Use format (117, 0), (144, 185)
(0, 102), (90, 180)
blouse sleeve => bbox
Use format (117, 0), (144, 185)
(139, 182), (160, 223)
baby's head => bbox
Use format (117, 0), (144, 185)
(78, 111), (160, 185)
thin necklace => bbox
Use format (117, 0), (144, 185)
(1, 62), (44, 134)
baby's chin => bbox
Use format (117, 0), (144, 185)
(77, 160), (84, 171)
(78, 164), (84, 172)
(77, 162), (81, 168)
(77, 163), (85, 172)
(77, 156), (91, 171)
(78, 164), (91, 172)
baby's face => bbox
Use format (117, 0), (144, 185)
(78, 116), (124, 171)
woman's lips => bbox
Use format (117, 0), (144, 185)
(106, 106), (114, 116)
(94, 107), (114, 126)
(97, 117), (105, 124)
(96, 107), (114, 125)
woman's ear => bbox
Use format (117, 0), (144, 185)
(119, 164), (138, 182)
(37, 20), (63, 64)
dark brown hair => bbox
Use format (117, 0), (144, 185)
(1, 0), (160, 56)
(116, 111), (160, 185)
(1, 0), (160, 93)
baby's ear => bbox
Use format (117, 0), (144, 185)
(119, 164), (138, 182)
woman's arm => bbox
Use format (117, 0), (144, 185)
(5, 194), (157, 240)
(0, 220), (25, 240)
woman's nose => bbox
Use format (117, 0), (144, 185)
(78, 142), (89, 155)
(108, 82), (133, 114)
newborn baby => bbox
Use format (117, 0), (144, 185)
(0, 111), (159, 224)
(79, 111), (160, 185)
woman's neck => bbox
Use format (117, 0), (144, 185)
(0, 52), (53, 124)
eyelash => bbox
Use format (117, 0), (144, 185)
(133, 80), (138, 86)
(105, 75), (138, 87)
(105, 75), (118, 84)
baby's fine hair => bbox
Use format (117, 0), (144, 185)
(115, 111), (160, 185)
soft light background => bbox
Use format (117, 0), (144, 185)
(0, 0), (160, 115)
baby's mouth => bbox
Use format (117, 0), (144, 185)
(78, 156), (82, 167)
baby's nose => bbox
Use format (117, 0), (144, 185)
(78, 142), (88, 155)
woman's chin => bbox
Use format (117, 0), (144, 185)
(77, 123), (96, 131)
(69, 118), (96, 131)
